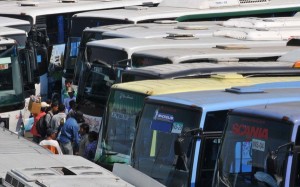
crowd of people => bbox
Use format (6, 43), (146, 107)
(29, 79), (99, 161)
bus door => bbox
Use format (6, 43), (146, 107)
(195, 132), (222, 187)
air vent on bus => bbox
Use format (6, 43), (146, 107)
(17, 1), (39, 6)
(165, 33), (198, 40)
(215, 44), (249, 50)
(225, 86), (264, 93)
(124, 6), (149, 10)
(239, 0), (269, 5)
(175, 25), (208, 30)
(154, 20), (178, 24)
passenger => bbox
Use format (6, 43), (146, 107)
(61, 79), (76, 103)
(30, 102), (49, 144)
(50, 104), (67, 136)
(84, 131), (98, 161)
(64, 87), (76, 114)
(78, 123), (90, 157)
(67, 100), (77, 119)
(45, 101), (59, 130)
(58, 111), (84, 155)
(39, 129), (63, 155)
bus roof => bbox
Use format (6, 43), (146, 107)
(213, 27), (300, 41)
(122, 61), (300, 79)
(72, 6), (204, 23)
(131, 45), (298, 64)
(100, 21), (300, 39)
(230, 101), (300, 124)
(0, 16), (30, 28)
(0, 37), (16, 45)
(73, 0), (300, 23)
(0, 26), (26, 36)
(0, 0), (161, 24)
(146, 87), (300, 119)
(111, 75), (300, 95)
(0, 127), (133, 186)
(222, 16), (300, 29)
(176, 0), (300, 21)
(102, 21), (222, 39)
(86, 36), (288, 56)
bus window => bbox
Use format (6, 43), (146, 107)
(131, 56), (171, 68)
(203, 111), (228, 131)
(0, 57), (13, 91)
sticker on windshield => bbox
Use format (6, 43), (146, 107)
(0, 57), (10, 70)
(153, 110), (174, 123)
(252, 139), (265, 152)
(171, 122), (183, 134)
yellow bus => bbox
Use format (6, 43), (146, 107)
(93, 73), (300, 170)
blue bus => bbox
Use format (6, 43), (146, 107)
(130, 85), (300, 187)
(213, 101), (300, 187)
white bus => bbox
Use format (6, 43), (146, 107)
(0, 125), (163, 187)
(0, 37), (25, 132)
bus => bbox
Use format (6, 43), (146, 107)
(94, 75), (300, 171)
(0, 0), (161, 101)
(130, 86), (300, 187)
(212, 101), (300, 187)
(0, 37), (25, 131)
(121, 46), (300, 82)
(0, 126), (162, 187)
(0, 26), (37, 98)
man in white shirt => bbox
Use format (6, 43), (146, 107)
(39, 129), (63, 155)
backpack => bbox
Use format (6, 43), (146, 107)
(36, 112), (53, 138)
(36, 115), (47, 138)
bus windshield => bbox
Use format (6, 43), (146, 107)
(214, 114), (292, 187)
(77, 46), (128, 106)
(73, 31), (104, 85)
(71, 17), (132, 38)
(132, 103), (200, 186)
(0, 44), (24, 111)
(87, 46), (128, 67)
(97, 89), (146, 164)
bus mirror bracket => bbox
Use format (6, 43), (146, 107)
(266, 142), (294, 175)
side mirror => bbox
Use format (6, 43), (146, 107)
(85, 61), (92, 70)
(174, 137), (185, 156)
(266, 151), (277, 175)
